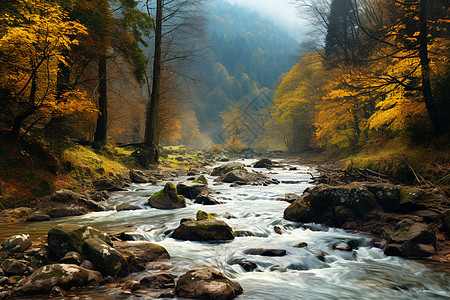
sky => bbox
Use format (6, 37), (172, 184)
(223, 0), (311, 40)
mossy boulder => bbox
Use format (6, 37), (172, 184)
(193, 175), (208, 185)
(148, 183), (186, 209)
(47, 224), (112, 259)
(196, 210), (216, 221)
(398, 188), (430, 212)
(172, 219), (234, 241)
(175, 265), (243, 300)
(283, 199), (314, 223)
(17, 264), (102, 295)
(60, 252), (83, 265)
(283, 184), (379, 226)
(82, 238), (128, 277)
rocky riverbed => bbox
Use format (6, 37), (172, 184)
(0, 159), (449, 299)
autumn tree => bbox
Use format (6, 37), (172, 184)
(0, 0), (96, 138)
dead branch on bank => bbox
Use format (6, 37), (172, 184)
(310, 166), (401, 185)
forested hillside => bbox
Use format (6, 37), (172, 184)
(190, 0), (299, 143)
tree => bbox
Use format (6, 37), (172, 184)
(0, 0), (96, 138)
(141, 0), (206, 165)
(68, 0), (152, 144)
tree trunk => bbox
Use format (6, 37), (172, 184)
(11, 74), (38, 137)
(143, 0), (163, 165)
(94, 56), (108, 143)
(418, 0), (441, 132)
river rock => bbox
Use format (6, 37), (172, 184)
(196, 210), (215, 221)
(211, 162), (245, 176)
(2, 234), (31, 253)
(26, 213), (50, 222)
(363, 183), (401, 212)
(220, 169), (269, 185)
(60, 252), (83, 265)
(49, 286), (65, 297)
(253, 158), (273, 168)
(47, 206), (86, 218)
(442, 210), (450, 236)
(175, 265), (243, 300)
(228, 258), (257, 272)
(0, 207), (32, 222)
(51, 189), (81, 203)
(47, 224), (112, 259)
(116, 203), (141, 211)
(129, 170), (156, 184)
(397, 188), (431, 212)
(176, 182), (211, 199)
(193, 175), (208, 184)
(284, 184), (379, 226)
(243, 248), (286, 257)
(1, 259), (27, 276)
(82, 238), (128, 277)
(113, 241), (170, 262)
(148, 182), (186, 209)
(140, 273), (175, 289)
(172, 219), (235, 241)
(384, 220), (436, 258)
(93, 178), (125, 192)
(77, 197), (105, 212)
(17, 264), (102, 295)
(277, 193), (302, 203)
(123, 280), (142, 292)
(194, 195), (221, 205)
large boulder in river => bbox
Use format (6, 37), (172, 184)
(220, 169), (270, 185)
(82, 238), (129, 277)
(47, 224), (112, 259)
(253, 158), (273, 168)
(175, 265), (243, 300)
(284, 184), (379, 226)
(148, 182), (186, 209)
(113, 241), (170, 262)
(2, 234), (31, 253)
(93, 178), (125, 192)
(177, 182), (211, 199)
(211, 162), (245, 176)
(129, 170), (157, 184)
(17, 264), (102, 295)
(384, 220), (436, 258)
(172, 219), (234, 241)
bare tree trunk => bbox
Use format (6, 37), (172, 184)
(94, 56), (108, 143)
(143, 0), (163, 164)
(418, 0), (441, 133)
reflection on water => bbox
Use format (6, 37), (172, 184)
(2, 160), (449, 299)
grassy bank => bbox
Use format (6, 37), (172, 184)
(344, 138), (450, 186)
(0, 135), (136, 209)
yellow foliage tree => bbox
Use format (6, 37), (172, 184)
(0, 0), (96, 137)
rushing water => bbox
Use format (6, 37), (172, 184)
(2, 159), (450, 299)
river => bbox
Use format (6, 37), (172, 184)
(2, 159), (449, 299)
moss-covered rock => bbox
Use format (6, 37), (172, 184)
(82, 238), (128, 277)
(193, 175), (208, 185)
(17, 264), (102, 295)
(113, 241), (170, 262)
(196, 210), (216, 221)
(283, 199), (314, 223)
(398, 188), (430, 212)
(148, 182), (186, 209)
(175, 265), (243, 300)
(172, 219), (234, 241)
(47, 224), (112, 259)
